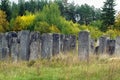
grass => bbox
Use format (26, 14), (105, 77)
(0, 53), (120, 80)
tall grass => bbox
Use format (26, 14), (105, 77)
(0, 53), (120, 80)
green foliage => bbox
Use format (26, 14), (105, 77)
(0, 10), (9, 32)
(90, 20), (103, 29)
(34, 21), (50, 33)
(115, 12), (120, 30)
(34, 3), (80, 35)
(12, 14), (35, 31)
(106, 29), (120, 39)
(79, 25), (103, 39)
(0, 0), (12, 21)
(0, 54), (120, 80)
(101, 0), (116, 32)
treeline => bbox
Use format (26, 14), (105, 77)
(0, 0), (120, 39)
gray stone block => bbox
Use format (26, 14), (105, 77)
(98, 36), (107, 54)
(52, 33), (60, 56)
(29, 32), (41, 60)
(78, 31), (90, 61)
(41, 33), (53, 59)
(18, 30), (30, 60)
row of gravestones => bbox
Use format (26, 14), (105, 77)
(0, 30), (76, 61)
(0, 30), (120, 61)
(79, 31), (120, 61)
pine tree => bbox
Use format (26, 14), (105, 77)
(101, 0), (116, 32)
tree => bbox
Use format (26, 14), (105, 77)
(101, 0), (116, 32)
(18, 0), (25, 16)
(0, 10), (9, 32)
(0, 0), (11, 21)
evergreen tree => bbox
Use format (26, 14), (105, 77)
(18, 0), (25, 16)
(0, 0), (11, 21)
(101, 0), (116, 32)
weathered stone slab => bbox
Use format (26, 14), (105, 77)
(60, 34), (65, 53)
(6, 32), (18, 56)
(98, 36), (107, 54)
(41, 33), (53, 59)
(18, 30), (30, 60)
(11, 38), (19, 62)
(63, 35), (71, 53)
(52, 33), (60, 56)
(70, 35), (76, 51)
(29, 32), (41, 60)
(1, 33), (9, 60)
(0, 33), (3, 59)
(115, 37), (120, 55)
(78, 31), (90, 61)
(106, 39), (115, 55)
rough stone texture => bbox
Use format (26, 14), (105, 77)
(29, 32), (41, 60)
(98, 37), (107, 54)
(63, 35), (71, 53)
(78, 31), (90, 61)
(106, 39), (115, 55)
(41, 33), (53, 59)
(1, 33), (9, 60)
(70, 35), (76, 51)
(6, 32), (18, 56)
(0, 33), (3, 59)
(18, 30), (30, 60)
(11, 38), (19, 62)
(90, 39), (95, 54)
(60, 34), (65, 53)
(52, 33), (60, 56)
(115, 37), (120, 55)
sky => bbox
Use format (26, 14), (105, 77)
(10, 0), (120, 13)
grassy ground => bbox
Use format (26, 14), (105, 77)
(0, 53), (120, 80)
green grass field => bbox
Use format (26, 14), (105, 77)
(0, 53), (120, 80)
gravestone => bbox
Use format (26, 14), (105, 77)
(98, 36), (107, 54)
(115, 37), (120, 55)
(106, 39), (115, 55)
(41, 33), (53, 59)
(6, 32), (18, 56)
(1, 33), (9, 60)
(60, 34), (65, 53)
(63, 35), (71, 53)
(52, 33), (60, 56)
(70, 35), (76, 53)
(29, 32), (41, 60)
(11, 38), (19, 62)
(78, 31), (90, 61)
(18, 30), (30, 60)
(0, 33), (3, 59)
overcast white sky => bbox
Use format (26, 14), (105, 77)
(10, 0), (120, 13)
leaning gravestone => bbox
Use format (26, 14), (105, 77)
(52, 33), (60, 56)
(115, 36), (120, 55)
(18, 30), (30, 60)
(41, 33), (53, 59)
(98, 36), (107, 54)
(78, 31), (90, 61)
(29, 32), (41, 60)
